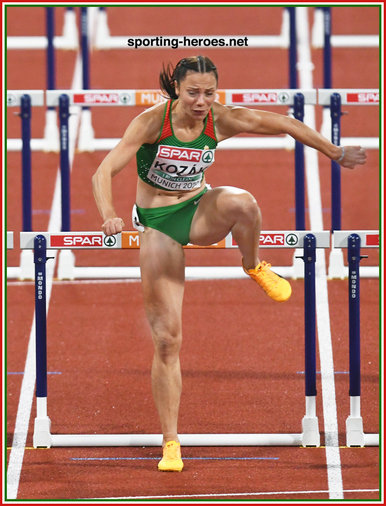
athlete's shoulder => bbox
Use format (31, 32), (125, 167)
(129, 101), (167, 144)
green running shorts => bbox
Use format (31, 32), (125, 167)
(133, 187), (208, 245)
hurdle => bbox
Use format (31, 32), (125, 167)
(7, 91), (45, 280)
(7, 7), (78, 50)
(20, 230), (330, 448)
(332, 231), (380, 447)
(317, 89), (379, 280)
(312, 7), (379, 49)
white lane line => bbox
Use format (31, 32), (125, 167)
(296, 6), (343, 500)
(6, 8), (100, 496)
(94, 488), (379, 500)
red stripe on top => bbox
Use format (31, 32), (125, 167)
(204, 108), (217, 141)
(158, 100), (173, 142)
(159, 101), (217, 142)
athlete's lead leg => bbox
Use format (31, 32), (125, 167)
(190, 186), (292, 302)
(139, 227), (185, 471)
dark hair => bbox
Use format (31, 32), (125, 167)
(159, 56), (218, 99)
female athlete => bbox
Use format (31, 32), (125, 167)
(92, 55), (366, 471)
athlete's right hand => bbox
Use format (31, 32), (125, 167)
(102, 217), (125, 236)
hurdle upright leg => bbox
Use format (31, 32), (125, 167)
(301, 234), (320, 447)
(32, 235), (53, 448)
(345, 233), (378, 447)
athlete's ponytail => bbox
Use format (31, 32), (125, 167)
(159, 56), (218, 99)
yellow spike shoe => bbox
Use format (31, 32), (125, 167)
(243, 260), (292, 302)
(158, 441), (184, 472)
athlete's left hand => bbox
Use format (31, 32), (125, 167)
(338, 146), (367, 169)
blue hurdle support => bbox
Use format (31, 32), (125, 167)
(33, 235), (52, 448)
(301, 234), (320, 446)
(294, 93), (305, 231)
(20, 94), (32, 232)
(346, 234), (365, 446)
(59, 94), (71, 232)
(330, 92), (342, 232)
(332, 230), (379, 447)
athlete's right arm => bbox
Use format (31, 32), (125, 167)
(92, 108), (161, 235)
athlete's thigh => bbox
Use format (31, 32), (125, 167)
(190, 186), (249, 245)
(139, 227), (185, 331)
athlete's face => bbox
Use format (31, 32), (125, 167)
(175, 71), (217, 120)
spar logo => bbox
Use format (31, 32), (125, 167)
(260, 234), (285, 246)
(202, 150), (214, 163)
(232, 92), (279, 104)
(73, 93), (131, 105)
(347, 92), (379, 104)
(258, 233), (299, 246)
(50, 234), (104, 247)
(158, 146), (203, 162)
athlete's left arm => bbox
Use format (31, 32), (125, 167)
(215, 105), (367, 169)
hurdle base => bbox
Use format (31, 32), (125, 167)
(346, 415), (365, 447)
(363, 433), (379, 446)
(40, 433), (304, 447)
(301, 416), (320, 447)
(33, 416), (53, 448)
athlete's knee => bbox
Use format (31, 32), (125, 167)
(152, 323), (182, 362)
(224, 190), (261, 224)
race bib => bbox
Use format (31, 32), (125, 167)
(148, 145), (215, 191)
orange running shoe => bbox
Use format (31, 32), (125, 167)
(243, 261), (292, 302)
(158, 441), (184, 472)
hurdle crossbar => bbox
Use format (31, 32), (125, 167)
(26, 231), (329, 448)
(19, 230), (330, 250)
(333, 231), (379, 447)
(20, 230), (329, 281)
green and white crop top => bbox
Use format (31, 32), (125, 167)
(136, 100), (218, 191)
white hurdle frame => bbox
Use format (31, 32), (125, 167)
(332, 231), (380, 447)
(311, 7), (379, 49)
(20, 230), (330, 448)
(45, 88), (316, 153)
(7, 8), (78, 50)
(318, 89), (379, 281)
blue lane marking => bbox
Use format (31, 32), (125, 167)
(71, 457), (279, 461)
(7, 372), (62, 375)
(297, 371), (348, 375)
(32, 209), (85, 215)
